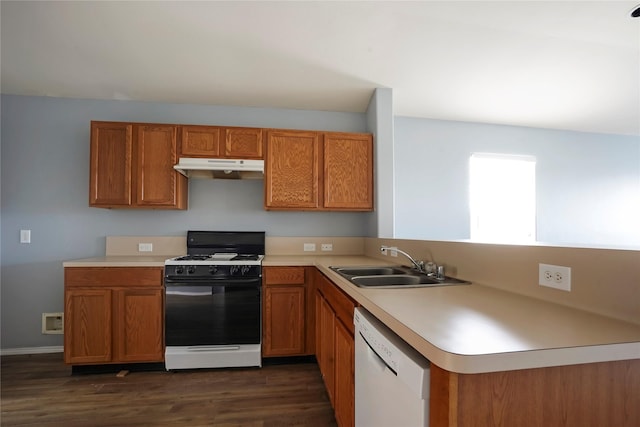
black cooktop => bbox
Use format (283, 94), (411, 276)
(173, 254), (260, 262)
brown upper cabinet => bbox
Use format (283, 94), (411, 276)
(90, 120), (371, 211)
(264, 130), (321, 210)
(265, 130), (373, 211)
(89, 121), (187, 209)
(323, 132), (373, 211)
(180, 125), (263, 159)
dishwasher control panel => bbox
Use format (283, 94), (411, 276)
(354, 309), (400, 372)
(354, 307), (430, 399)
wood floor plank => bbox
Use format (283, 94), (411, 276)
(1, 353), (336, 426)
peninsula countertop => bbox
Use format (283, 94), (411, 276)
(63, 254), (640, 374)
(263, 255), (640, 374)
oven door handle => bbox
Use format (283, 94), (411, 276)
(165, 288), (213, 296)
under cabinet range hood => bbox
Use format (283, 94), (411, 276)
(174, 158), (264, 179)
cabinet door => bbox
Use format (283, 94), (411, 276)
(135, 124), (187, 208)
(324, 132), (373, 210)
(180, 125), (222, 157)
(89, 122), (133, 206)
(334, 319), (355, 427)
(64, 289), (112, 364)
(265, 130), (320, 209)
(226, 127), (263, 159)
(115, 288), (164, 362)
(317, 292), (336, 405)
(263, 286), (305, 356)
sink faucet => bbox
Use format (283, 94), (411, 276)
(380, 245), (426, 273)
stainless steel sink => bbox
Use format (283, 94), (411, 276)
(333, 266), (409, 276)
(329, 265), (470, 289)
(351, 275), (437, 287)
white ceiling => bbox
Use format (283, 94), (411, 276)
(2, 1), (639, 135)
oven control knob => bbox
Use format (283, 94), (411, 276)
(209, 266), (218, 275)
(175, 266), (184, 275)
(187, 266), (196, 275)
(230, 266), (239, 275)
(241, 266), (251, 275)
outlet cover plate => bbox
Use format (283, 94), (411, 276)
(138, 243), (153, 252)
(321, 243), (333, 252)
(539, 263), (571, 291)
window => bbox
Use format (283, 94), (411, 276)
(469, 153), (536, 243)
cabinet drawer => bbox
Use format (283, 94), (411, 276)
(65, 267), (163, 287)
(263, 267), (306, 285)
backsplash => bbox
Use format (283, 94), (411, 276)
(106, 236), (186, 256)
(365, 238), (640, 325)
(266, 237), (364, 256)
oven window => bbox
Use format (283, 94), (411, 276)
(165, 283), (261, 346)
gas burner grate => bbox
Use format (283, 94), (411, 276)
(231, 254), (260, 261)
(173, 255), (212, 261)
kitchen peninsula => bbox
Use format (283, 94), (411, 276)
(267, 253), (640, 427)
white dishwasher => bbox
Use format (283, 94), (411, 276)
(354, 307), (430, 427)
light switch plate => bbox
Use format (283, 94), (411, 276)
(20, 229), (31, 243)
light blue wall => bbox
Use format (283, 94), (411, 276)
(394, 116), (640, 248)
(0, 94), (370, 349)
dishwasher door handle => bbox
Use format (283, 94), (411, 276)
(359, 331), (397, 376)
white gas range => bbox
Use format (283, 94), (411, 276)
(164, 231), (265, 371)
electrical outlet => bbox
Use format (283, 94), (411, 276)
(321, 243), (333, 252)
(389, 246), (398, 257)
(539, 263), (571, 291)
(380, 247), (389, 256)
(303, 243), (316, 252)
(138, 243), (153, 252)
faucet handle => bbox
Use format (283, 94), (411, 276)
(425, 262), (437, 275)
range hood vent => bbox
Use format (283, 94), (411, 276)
(174, 158), (264, 180)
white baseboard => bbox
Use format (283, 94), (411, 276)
(1, 346), (63, 356)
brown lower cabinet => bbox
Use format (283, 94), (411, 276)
(315, 269), (356, 427)
(63, 267), (164, 365)
(262, 266), (316, 357)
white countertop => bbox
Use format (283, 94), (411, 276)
(63, 254), (640, 373)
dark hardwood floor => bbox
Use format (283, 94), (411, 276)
(1, 353), (336, 426)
